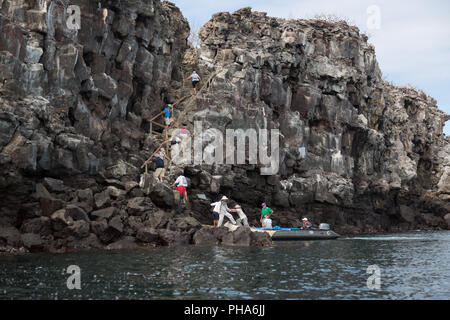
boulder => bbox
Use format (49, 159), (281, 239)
(90, 220), (108, 237)
(65, 204), (90, 222)
(125, 181), (139, 193)
(173, 216), (202, 232)
(94, 190), (111, 209)
(43, 178), (66, 193)
(127, 216), (145, 233)
(146, 210), (169, 229)
(67, 220), (90, 239)
(251, 231), (273, 247)
(231, 227), (253, 246)
(20, 217), (52, 236)
(109, 216), (124, 234)
(0, 226), (22, 247)
(158, 229), (191, 246)
(21, 233), (43, 252)
(106, 237), (139, 250)
(40, 195), (65, 217)
(107, 186), (126, 199)
(136, 227), (161, 244)
(192, 228), (219, 246)
(77, 189), (94, 205)
(51, 209), (74, 230)
(127, 197), (152, 216)
(149, 183), (175, 208)
(91, 207), (117, 220)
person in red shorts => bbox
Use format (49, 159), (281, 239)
(172, 173), (188, 212)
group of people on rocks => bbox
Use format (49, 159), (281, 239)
(209, 197), (313, 230)
(151, 153), (314, 230)
(149, 70), (316, 230)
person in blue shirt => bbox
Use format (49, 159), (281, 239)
(163, 104), (173, 127)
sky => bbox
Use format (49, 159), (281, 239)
(172, 0), (450, 136)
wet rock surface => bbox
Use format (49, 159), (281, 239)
(0, 3), (449, 253)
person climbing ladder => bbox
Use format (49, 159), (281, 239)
(163, 104), (173, 127)
(185, 71), (201, 95)
(152, 149), (171, 182)
(172, 172), (189, 212)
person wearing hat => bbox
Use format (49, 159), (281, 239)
(260, 203), (273, 226)
(229, 205), (249, 227)
(302, 218), (313, 230)
(211, 196), (237, 228)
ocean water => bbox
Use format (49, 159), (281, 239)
(0, 231), (449, 300)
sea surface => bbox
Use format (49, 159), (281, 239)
(0, 231), (449, 300)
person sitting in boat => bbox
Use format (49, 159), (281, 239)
(302, 218), (313, 230)
(263, 217), (273, 230)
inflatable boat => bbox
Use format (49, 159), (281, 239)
(254, 224), (340, 241)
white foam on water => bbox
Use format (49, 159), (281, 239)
(347, 237), (425, 241)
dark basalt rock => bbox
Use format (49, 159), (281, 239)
(0, 2), (448, 253)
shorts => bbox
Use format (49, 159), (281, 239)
(212, 211), (219, 221)
(192, 80), (200, 88)
(176, 186), (187, 198)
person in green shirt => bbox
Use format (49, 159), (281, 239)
(261, 203), (273, 226)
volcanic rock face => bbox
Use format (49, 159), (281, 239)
(0, 3), (449, 253)
(182, 7), (450, 233)
(0, 0), (199, 252)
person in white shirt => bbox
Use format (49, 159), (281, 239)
(185, 71), (201, 94)
(229, 205), (249, 227)
(263, 218), (273, 230)
(173, 174), (188, 188)
(172, 174), (189, 212)
(211, 196), (237, 228)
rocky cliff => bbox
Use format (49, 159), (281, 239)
(182, 7), (450, 234)
(0, 3), (448, 253)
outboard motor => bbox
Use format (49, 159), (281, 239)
(319, 223), (331, 231)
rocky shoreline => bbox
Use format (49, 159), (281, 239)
(0, 1), (449, 254)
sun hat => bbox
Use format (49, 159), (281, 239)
(221, 196), (229, 201)
(302, 218), (308, 221)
